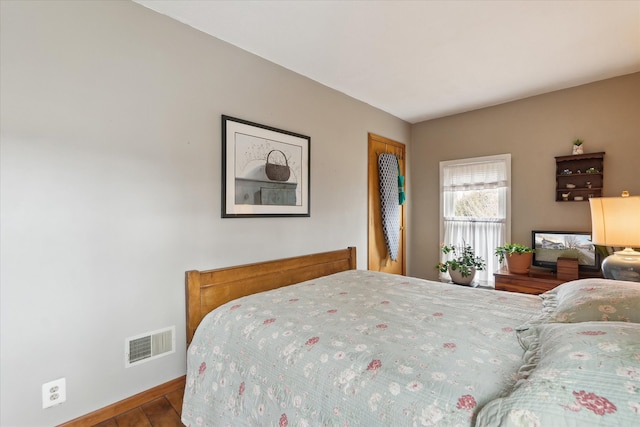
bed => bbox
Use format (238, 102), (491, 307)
(182, 247), (640, 426)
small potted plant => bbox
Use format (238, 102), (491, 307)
(495, 243), (535, 274)
(572, 138), (584, 155)
(436, 243), (486, 285)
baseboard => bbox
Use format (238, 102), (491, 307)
(58, 375), (186, 426)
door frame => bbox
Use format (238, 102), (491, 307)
(367, 133), (406, 274)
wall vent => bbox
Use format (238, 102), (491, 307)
(125, 326), (175, 368)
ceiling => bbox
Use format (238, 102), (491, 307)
(134, 0), (640, 123)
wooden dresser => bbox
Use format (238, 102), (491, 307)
(494, 258), (596, 295)
(494, 269), (565, 295)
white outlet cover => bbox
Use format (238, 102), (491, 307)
(42, 378), (66, 409)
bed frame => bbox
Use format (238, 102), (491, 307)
(185, 247), (357, 344)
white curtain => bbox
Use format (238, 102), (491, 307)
(441, 157), (510, 286)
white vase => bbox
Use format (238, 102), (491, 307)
(572, 145), (583, 155)
(448, 267), (476, 286)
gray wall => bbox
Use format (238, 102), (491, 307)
(0, 2), (410, 425)
(409, 72), (640, 281)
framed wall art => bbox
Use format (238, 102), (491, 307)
(222, 115), (311, 218)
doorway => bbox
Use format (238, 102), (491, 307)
(368, 133), (406, 275)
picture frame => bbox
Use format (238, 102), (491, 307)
(222, 115), (311, 218)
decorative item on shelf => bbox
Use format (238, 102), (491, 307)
(436, 242), (486, 286)
(562, 192), (571, 201)
(561, 169), (572, 175)
(574, 196), (584, 201)
(586, 167), (599, 174)
(566, 183), (576, 189)
(495, 243), (535, 274)
(572, 139), (584, 155)
(589, 191), (640, 282)
(586, 181), (592, 188)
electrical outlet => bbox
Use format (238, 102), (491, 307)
(42, 378), (66, 409)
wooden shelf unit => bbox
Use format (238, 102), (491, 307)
(555, 152), (605, 202)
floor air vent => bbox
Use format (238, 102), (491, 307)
(125, 326), (175, 367)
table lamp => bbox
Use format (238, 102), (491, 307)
(589, 192), (640, 282)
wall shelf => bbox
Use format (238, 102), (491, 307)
(555, 151), (605, 202)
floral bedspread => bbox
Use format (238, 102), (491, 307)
(182, 270), (541, 426)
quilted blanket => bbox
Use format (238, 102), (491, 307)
(182, 270), (540, 426)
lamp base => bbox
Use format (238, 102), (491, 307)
(601, 248), (640, 282)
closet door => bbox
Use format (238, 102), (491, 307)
(367, 133), (406, 275)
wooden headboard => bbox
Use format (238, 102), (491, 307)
(185, 247), (356, 344)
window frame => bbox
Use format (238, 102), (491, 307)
(439, 154), (512, 285)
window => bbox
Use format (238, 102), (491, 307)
(439, 154), (511, 286)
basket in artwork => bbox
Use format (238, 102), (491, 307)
(265, 150), (291, 181)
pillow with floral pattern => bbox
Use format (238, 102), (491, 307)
(476, 321), (640, 426)
(540, 278), (640, 323)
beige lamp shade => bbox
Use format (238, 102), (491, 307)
(589, 196), (640, 247)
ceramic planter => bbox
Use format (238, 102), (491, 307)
(448, 267), (476, 285)
(506, 252), (533, 274)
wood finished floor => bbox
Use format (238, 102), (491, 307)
(92, 386), (184, 427)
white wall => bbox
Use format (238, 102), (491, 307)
(0, 1), (410, 425)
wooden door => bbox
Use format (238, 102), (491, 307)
(368, 133), (406, 274)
